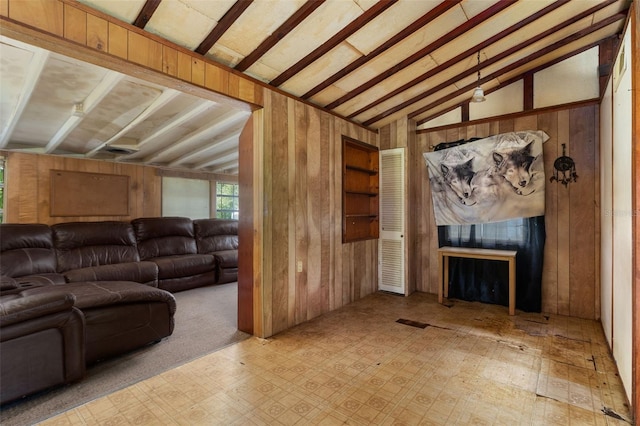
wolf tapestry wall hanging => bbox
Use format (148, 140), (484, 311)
(423, 130), (549, 225)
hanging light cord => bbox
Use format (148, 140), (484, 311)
(477, 51), (481, 84)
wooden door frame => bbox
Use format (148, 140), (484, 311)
(631, 3), (639, 422)
(238, 111), (264, 337)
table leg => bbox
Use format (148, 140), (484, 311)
(438, 253), (443, 304)
(508, 257), (515, 316)
(443, 255), (449, 299)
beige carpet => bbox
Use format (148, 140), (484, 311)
(0, 282), (249, 426)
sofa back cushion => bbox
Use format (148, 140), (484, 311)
(132, 217), (197, 260)
(193, 219), (239, 253)
(0, 224), (57, 277)
(52, 221), (140, 272)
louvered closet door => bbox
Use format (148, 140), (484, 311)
(379, 148), (405, 294)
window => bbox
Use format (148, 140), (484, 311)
(216, 182), (239, 219)
(162, 177), (210, 219)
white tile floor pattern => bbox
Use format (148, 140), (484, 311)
(39, 292), (632, 425)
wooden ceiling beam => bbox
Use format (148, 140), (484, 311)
(195, 0), (254, 55)
(133, 0), (162, 29)
(598, 35), (619, 97)
(409, 16), (625, 127)
(234, 0), (326, 72)
(269, 0), (398, 87)
(45, 72), (123, 153)
(346, 0), (579, 119)
(0, 48), (48, 148)
(523, 72), (534, 110)
(364, 10), (626, 126)
(300, 0), (461, 99)
(325, 0), (517, 111)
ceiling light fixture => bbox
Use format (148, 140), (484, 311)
(72, 102), (85, 117)
(471, 51), (485, 103)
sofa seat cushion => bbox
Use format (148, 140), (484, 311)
(63, 261), (158, 287)
(20, 281), (176, 313)
(149, 254), (215, 280)
(212, 250), (238, 269)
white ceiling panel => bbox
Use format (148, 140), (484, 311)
(459, 0), (502, 19)
(62, 80), (162, 154)
(211, 0), (309, 59)
(11, 55), (109, 146)
(332, 6), (468, 93)
(145, 1), (217, 50)
(180, 0), (237, 22)
(279, 43), (365, 96)
(76, 0), (145, 24)
(254, 0), (369, 75)
(345, 0), (441, 56)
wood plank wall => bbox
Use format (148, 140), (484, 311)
(406, 103), (600, 319)
(261, 91), (378, 337)
(0, 0), (262, 108)
(3, 151), (161, 224)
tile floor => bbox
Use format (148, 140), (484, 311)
(39, 292), (632, 425)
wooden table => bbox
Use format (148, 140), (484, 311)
(437, 246), (518, 315)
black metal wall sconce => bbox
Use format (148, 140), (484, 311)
(550, 143), (578, 186)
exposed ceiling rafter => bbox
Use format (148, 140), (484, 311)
(190, 147), (238, 170)
(45, 72), (123, 153)
(269, 0), (398, 87)
(346, 0), (581, 119)
(195, 0), (254, 55)
(133, 0), (162, 28)
(300, 0), (462, 99)
(117, 99), (213, 160)
(234, 0), (326, 72)
(408, 13), (627, 125)
(169, 133), (239, 167)
(324, 0), (518, 111)
(143, 110), (248, 164)
(0, 48), (49, 148)
(365, 9), (628, 126)
(207, 159), (239, 173)
(85, 88), (180, 157)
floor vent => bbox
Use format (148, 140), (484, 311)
(396, 318), (428, 329)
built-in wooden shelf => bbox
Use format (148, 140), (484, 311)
(346, 164), (378, 175)
(342, 136), (379, 243)
(345, 190), (378, 196)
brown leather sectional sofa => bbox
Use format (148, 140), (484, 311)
(0, 217), (238, 405)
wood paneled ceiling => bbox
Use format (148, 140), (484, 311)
(0, 0), (630, 174)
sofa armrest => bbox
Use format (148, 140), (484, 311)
(0, 292), (76, 328)
(63, 262), (159, 287)
(0, 275), (18, 292)
(15, 273), (66, 286)
(212, 250), (238, 268)
(0, 292), (85, 405)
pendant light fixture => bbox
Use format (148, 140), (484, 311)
(471, 51), (485, 103)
